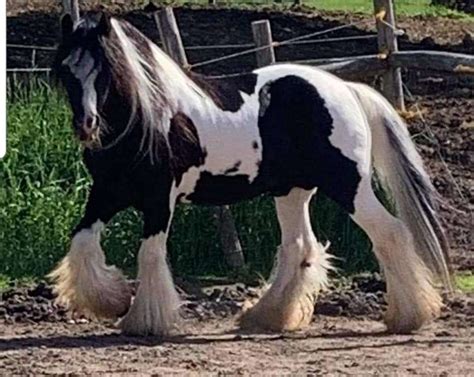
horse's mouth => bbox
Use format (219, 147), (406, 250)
(76, 129), (101, 149)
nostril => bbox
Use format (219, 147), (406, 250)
(84, 116), (96, 131)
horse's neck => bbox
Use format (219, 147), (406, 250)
(151, 48), (207, 109)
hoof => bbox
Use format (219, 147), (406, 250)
(118, 280), (180, 336)
(239, 292), (315, 332)
(119, 300), (179, 337)
(382, 265), (443, 334)
(384, 297), (441, 334)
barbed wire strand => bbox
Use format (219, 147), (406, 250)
(190, 18), (372, 69)
(7, 68), (52, 73)
(7, 34), (378, 56)
(379, 18), (405, 36)
(283, 34), (378, 46)
(7, 44), (56, 51)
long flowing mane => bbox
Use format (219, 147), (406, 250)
(100, 17), (205, 153)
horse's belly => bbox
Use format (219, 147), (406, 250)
(181, 172), (265, 205)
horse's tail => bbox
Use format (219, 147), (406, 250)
(347, 82), (452, 290)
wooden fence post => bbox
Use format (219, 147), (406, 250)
(373, 0), (405, 110)
(61, 0), (80, 23)
(214, 207), (245, 269)
(153, 6), (245, 269)
(154, 7), (189, 67)
(252, 20), (276, 67)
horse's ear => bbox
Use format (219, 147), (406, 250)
(97, 13), (111, 36)
(61, 14), (74, 41)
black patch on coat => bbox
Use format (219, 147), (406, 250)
(252, 141), (259, 150)
(169, 112), (207, 186)
(223, 161), (242, 174)
(186, 172), (262, 205)
(189, 72), (258, 112)
(56, 15), (176, 239)
(256, 75), (361, 213)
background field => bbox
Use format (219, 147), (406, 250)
(6, 0), (472, 18)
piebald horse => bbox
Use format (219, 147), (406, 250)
(50, 12), (451, 336)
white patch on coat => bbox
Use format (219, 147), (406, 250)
(258, 83), (272, 117)
(63, 49), (100, 123)
(173, 86), (264, 201)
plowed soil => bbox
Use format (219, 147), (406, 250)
(4, 5), (473, 375)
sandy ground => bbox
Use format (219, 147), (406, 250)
(0, 315), (472, 375)
(1, 278), (472, 376)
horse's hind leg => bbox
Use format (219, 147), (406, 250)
(351, 180), (442, 333)
(240, 188), (332, 331)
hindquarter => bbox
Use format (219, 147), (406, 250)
(256, 71), (370, 213)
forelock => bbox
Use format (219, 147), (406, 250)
(62, 48), (99, 81)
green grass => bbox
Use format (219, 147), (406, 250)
(166, 0), (473, 19)
(301, 0), (470, 18)
(0, 275), (10, 292)
(1, 80), (376, 281)
(455, 273), (474, 293)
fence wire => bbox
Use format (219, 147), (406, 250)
(190, 18), (372, 69)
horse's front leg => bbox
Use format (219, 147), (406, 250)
(119, 189), (179, 336)
(49, 184), (132, 319)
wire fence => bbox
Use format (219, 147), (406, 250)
(7, 19), (379, 74)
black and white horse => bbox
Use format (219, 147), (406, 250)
(50, 13), (451, 336)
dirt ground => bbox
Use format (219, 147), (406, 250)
(0, 278), (473, 375)
(1, 316), (472, 375)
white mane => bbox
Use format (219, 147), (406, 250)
(105, 18), (205, 155)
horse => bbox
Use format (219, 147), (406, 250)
(49, 12), (451, 336)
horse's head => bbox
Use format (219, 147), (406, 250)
(55, 13), (112, 146)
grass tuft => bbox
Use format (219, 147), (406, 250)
(455, 273), (474, 294)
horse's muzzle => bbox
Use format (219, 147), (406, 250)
(74, 116), (100, 145)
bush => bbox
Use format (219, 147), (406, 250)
(1, 80), (376, 281)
